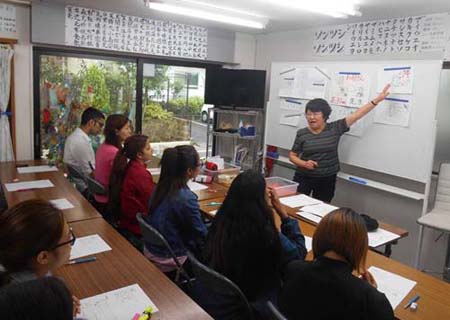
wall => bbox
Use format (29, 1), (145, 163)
(256, 25), (449, 272)
(233, 32), (256, 69)
(0, 5), (33, 161)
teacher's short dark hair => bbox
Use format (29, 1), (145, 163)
(81, 107), (105, 125)
(305, 98), (332, 120)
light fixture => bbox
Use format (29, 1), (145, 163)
(263, 0), (361, 19)
(144, 1), (267, 29)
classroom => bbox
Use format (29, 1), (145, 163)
(0, 0), (450, 319)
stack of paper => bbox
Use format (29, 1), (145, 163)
(296, 211), (323, 224)
(300, 203), (338, 218)
(280, 194), (322, 208)
(17, 165), (58, 174)
(79, 284), (158, 319)
(304, 236), (313, 252)
(4, 179), (54, 192)
(50, 198), (75, 210)
(187, 180), (208, 192)
(368, 266), (417, 309)
(368, 228), (401, 248)
(70, 234), (112, 260)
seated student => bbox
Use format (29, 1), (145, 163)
(0, 199), (80, 315)
(94, 114), (132, 215)
(64, 107), (105, 195)
(144, 145), (207, 274)
(0, 277), (74, 320)
(109, 135), (156, 246)
(200, 170), (307, 319)
(278, 208), (394, 320)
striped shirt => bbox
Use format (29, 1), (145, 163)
(291, 119), (349, 177)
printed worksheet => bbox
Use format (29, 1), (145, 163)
(17, 165), (58, 174)
(280, 194), (322, 208)
(70, 234), (112, 260)
(374, 96), (411, 127)
(377, 66), (414, 94)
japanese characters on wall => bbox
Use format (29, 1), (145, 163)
(65, 6), (208, 60)
(313, 13), (450, 56)
(0, 3), (16, 34)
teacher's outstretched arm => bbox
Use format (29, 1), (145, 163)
(346, 84), (390, 127)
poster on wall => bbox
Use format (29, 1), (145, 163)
(278, 68), (296, 97)
(0, 3), (16, 34)
(291, 67), (329, 100)
(329, 71), (370, 108)
(313, 12), (450, 56)
(374, 96), (411, 127)
(65, 6), (208, 60)
(377, 66), (414, 94)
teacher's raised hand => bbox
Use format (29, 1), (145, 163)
(373, 84), (391, 105)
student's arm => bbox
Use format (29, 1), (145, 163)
(346, 84), (390, 127)
(183, 192), (208, 253)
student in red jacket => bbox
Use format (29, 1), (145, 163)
(109, 135), (155, 248)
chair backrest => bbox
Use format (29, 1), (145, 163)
(186, 251), (254, 320)
(86, 176), (107, 195)
(267, 301), (288, 320)
(136, 213), (189, 281)
(435, 163), (450, 212)
(66, 163), (87, 183)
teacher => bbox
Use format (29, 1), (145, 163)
(289, 84), (390, 203)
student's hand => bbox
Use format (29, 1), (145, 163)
(73, 295), (81, 316)
(303, 160), (318, 170)
(373, 84), (391, 105)
(268, 187), (288, 219)
(361, 270), (378, 288)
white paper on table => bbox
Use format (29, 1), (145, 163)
(4, 179), (54, 192)
(300, 203), (338, 217)
(187, 180), (208, 192)
(280, 194), (322, 208)
(147, 168), (161, 175)
(368, 266), (416, 309)
(70, 234), (112, 260)
(296, 211), (322, 224)
(79, 284), (158, 320)
(209, 210), (218, 216)
(49, 198), (74, 210)
(17, 165), (58, 174)
(304, 236), (313, 252)
(368, 228), (401, 248)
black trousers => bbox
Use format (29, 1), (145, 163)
(294, 173), (337, 203)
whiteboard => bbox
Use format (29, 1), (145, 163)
(265, 60), (441, 183)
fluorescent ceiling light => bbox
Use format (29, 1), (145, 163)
(263, 0), (361, 18)
(145, 2), (266, 29)
(175, 0), (267, 19)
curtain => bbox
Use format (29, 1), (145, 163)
(0, 45), (14, 162)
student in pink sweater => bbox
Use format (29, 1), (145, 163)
(94, 114), (132, 217)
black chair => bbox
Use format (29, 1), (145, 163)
(187, 251), (254, 320)
(65, 163), (87, 183)
(267, 301), (288, 320)
(0, 184), (7, 213)
(136, 213), (191, 284)
(86, 176), (107, 196)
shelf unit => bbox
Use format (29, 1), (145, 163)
(206, 107), (263, 171)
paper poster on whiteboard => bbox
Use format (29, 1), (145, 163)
(329, 72), (370, 108)
(280, 98), (306, 111)
(291, 67), (329, 99)
(330, 105), (365, 137)
(377, 66), (414, 94)
(279, 68), (296, 97)
(279, 110), (302, 127)
(374, 96), (411, 127)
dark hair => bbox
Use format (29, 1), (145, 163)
(148, 145), (199, 214)
(104, 114), (130, 149)
(204, 170), (282, 300)
(0, 200), (65, 285)
(80, 107), (105, 126)
(305, 98), (332, 120)
(0, 277), (73, 320)
(313, 207), (368, 273)
(109, 134), (149, 218)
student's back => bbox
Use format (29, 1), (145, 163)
(279, 257), (393, 320)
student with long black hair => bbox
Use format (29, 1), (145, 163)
(199, 170), (307, 318)
(109, 135), (155, 246)
(144, 145), (207, 274)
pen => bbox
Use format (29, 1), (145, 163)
(404, 294), (420, 309)
(206, 202), (222, 206)
(68, 256), (97, 265)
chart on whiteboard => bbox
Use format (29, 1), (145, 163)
(279, 67), (329, 99)
(378, 66), (414, 94)
(374, 96), (411, 127)
(329, 71), (370, 108)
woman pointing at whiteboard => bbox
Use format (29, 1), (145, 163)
(289, 84), (390, 203)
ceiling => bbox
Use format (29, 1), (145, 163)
(34, 0), (450, 33)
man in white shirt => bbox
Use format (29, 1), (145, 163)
(64, 107), (105, 195)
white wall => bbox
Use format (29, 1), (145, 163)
(256, 24), (450, 272)
(0, 5), (33, 161)
(233, 32), (256, 69)
(434, 69), (450, 172)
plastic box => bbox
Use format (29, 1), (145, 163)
(265, 176), (299, 197)
(203, 162), (240, 181)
